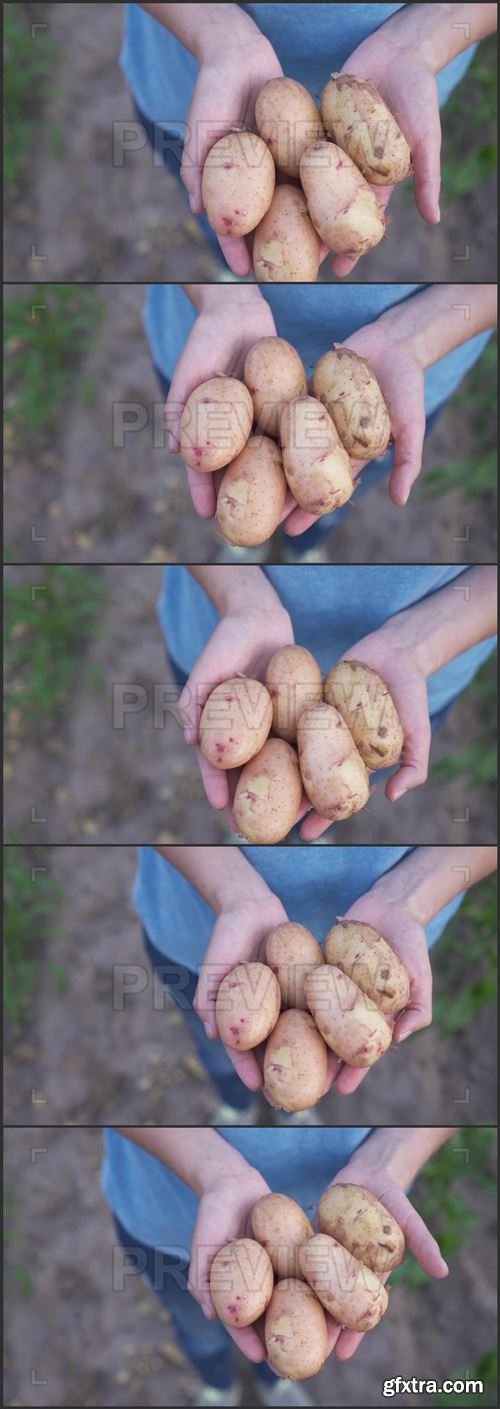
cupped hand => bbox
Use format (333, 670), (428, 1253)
(340, 629), (431, 804)
(165, 292), (283, 518)
(194, 893), (340, 1099)
(284, 316), (426, 540)
(188, 1166), (271, 1362)
(181, 35), (283, 275)
(330, 36), (441, 278)
(332, 890), (432, 1097)
(178, 608), (334, 839)
(322, 1164), (448, 1361)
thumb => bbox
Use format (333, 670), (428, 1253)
(412, 89), (441, 225)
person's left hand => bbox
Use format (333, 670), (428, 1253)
(284, 316), (426, 539)
(331, 889), (433, 1097)
(318, 1164), (448, 1361)
(329, 31), (441, 279)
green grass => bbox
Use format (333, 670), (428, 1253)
(391, 1128), (496, 1291)
(3, 2), (59, 187)
(430, 651), (497, 789)
(4, 285), (102, 444)
(433, 875), (497, 1034)
(4, 565), (108, 726)
(424, 340), (497, 502)
(441, 39), (497, 202)
(434, 1347), (497, 1406)
(4, 847), (62, 1021)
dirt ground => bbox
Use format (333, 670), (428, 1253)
(3, 843), (497, 1128)
(4, 282), (497, 568)
(3, 564), (497, 847)
(3, 3), (497, 285)
(4, 1126), (497, 1408)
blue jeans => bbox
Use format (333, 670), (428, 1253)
(113, 1214), (277, 1390)
(143, 930), (254, 1111)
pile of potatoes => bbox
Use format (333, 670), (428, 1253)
(216, 918), (410, 1112)
(179, 335), (390, 548)
(210, 1186), (406, 1379)
(198, 647), (403, 843)
(200, 74), (411, 281)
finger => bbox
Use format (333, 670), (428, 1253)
(335, 1326), (364, 1360)
(227, 1323), (266, 1363)
(403, 1205), (448, 1277)
(218, 234), (253, 277)
(299, 810), (334, 841)
(386, 697), (431, 802)
(224, 1043), (263, 1091)
(179, 655), (224, 743)
(323, 1049), (343, 1092)
(389, 405), (426, 507)
(279, 490), (298, 524)
(186, 464), (218, 518)
(326, 1315), (343, 1355)
(334, 1063), (370, 1096)
(393, 994), (432, 1042)
(412, 112), (441, 225)
(284, 506), (320, 537)
(198, 749), (231, 810)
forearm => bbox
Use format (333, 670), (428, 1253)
(155, 844), (279, 914)
(380, 566), (497, 676)
(371, 846), (497, 924)
(380, 4), (497, 72)
(183, 284), (266, 315)
(380, 284), (496, 370)
(137, 3), (262, 62)
(348, 1127), (456, 1188)
(115, 1126), (251, 1195)
(188, 566), (290, 621)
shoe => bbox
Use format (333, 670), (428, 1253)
(271, 1108), (323, 1127)
(196, 1384), (241, 1407)
(253, 1376), (317, 1407)
(210, 1098), (262, 1126)
(215, 543), (270, 564)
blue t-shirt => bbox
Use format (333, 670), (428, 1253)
(102, 1126), (371, 1252)
(143, 283), (490, 414)
(159, 566), (495, 711)
(134, 844), (462, 970)
(121, 3), (475, 134)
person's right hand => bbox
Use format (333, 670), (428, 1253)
(188, 1162), (272, 1362)
(165, 290), (285, 519)
(194, 892), (342, 1098)
(181, 33), (283, 275)
(178, 605), (335, 838)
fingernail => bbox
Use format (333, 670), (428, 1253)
(167, 430), (177, 452)
(189, 194), (198, 213)
(202, 1303), (212, 1319)
(391, 786), (406, 802)
(396, 1030), (410, 1043)
(204, 1021), (215, 1039)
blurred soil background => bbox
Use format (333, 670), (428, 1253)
(3, 282), (498, 568)
(3, 3), (497, 283)
(4, 1126), (497, 1406)
(3, 844), (497, 1126)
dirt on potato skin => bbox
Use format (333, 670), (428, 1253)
(4, 1127), (497, 1407)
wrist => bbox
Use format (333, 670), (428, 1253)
(217, 886), (285, 923)
(201, 1149), (263, 1196)
(198, 285), (267, 317)
(198, 9), (268, 65)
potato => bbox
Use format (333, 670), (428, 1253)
(297, 703), (370, 821)
(266, 921), (324, 1009)
(324, 660), (403, 769)
(253, 185), (321, 283)
(216, 961), (281, 1050)
(324, 920), (410, 1015)
(252, 1194), (314, 1279)
(179, 376), (253, 473)
(264, 645), (323, 743)
(300, 1233), (388, 1331)
(255, 77), (324, 179)
(312, 349), (390, 460)
(202, 131), (275, 237)
(305, 964), (392, 1067)
(216, 435), (287, 548)
(280, 396), (354, 515)
(300, 141), (385, 256)
(244, 337), (307, 439)
(199, 676), (272, 769)
(318, 1184), (405, 1274)
(210, 1238), (274, 1327)
(263, 1009), (328, 1111)
(265, 1279), (328, 1379)
(321, 74), (411, 186)
(234, 738), (302, 844)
